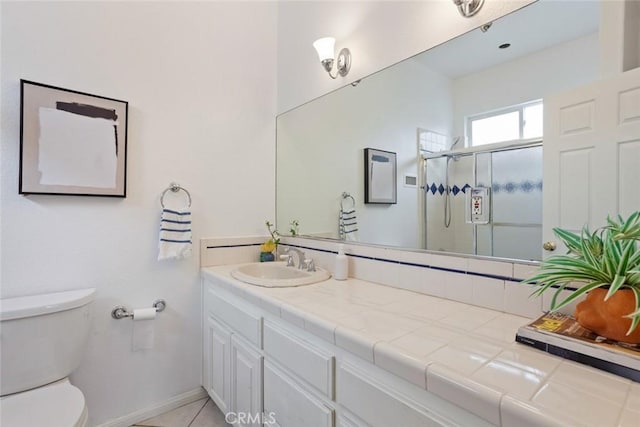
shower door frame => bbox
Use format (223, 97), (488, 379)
(421, 138), (543, 257)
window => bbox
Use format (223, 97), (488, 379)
(467, 100), (543, 147)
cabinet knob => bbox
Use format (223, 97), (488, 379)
(543, 241), (557, 251)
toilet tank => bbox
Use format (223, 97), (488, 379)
(0, 288), (96, 396)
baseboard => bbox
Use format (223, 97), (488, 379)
(94, 387), (209, 427)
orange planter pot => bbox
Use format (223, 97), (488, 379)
(574, 288), (640, 344)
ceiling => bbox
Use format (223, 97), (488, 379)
(414, 0), (600, 79)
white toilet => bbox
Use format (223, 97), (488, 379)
(0, 288), (96, 427)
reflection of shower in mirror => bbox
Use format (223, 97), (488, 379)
(423, 143), (542, 260)
(443, 136), (463, 228)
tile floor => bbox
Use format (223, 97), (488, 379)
(131, 397), (230, 427)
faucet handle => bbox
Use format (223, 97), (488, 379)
(303, 259), (316, 272)
(284, 255), (295, 267)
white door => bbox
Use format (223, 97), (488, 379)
(205, 316), (232, 413)
(230, 334), (263, 427)
(543, 67), (640, 257)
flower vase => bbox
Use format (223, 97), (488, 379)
(574, 288), (640, 344)
(260, 252), (275, 262)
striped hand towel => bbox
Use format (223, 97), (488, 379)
(339, 208), (358, 241)
(158, 208), (192, 260)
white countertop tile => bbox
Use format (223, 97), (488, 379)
(303, 311), (337, 344)
(491, 346), (562, 378)
(387, 330), (447, 357)
(438, 305), (501, 330)
(335, 326), (376, 362)
(472, 360), (545, 400)
(625, 382), (640, 408)
(618, 408), (640, 427)
(532, 381), (625, 427)
(373, 341), (429, 389)
(473, 313), (531, 344)
(202, 266), (638, 427)
(427, 364), (503, 426)
(500, 395), (566, 427)
(428, 336), (502, 375)
(549, 361), (631, 403)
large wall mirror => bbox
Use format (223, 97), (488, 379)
(277, 0), (600, 262)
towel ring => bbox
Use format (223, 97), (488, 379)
(341, 192), (355, 210)
(160, 182), (192, 208)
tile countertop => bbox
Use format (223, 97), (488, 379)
(201, 265), (640, 427)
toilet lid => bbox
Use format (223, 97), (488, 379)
(1, 381), (87, 427)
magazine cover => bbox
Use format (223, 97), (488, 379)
(516, 312), (640, 382)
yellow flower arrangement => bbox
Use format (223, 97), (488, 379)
(261, 240), (276, 253)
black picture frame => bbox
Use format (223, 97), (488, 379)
(19, 80), (128, 197)
(364, 148), (397, 204)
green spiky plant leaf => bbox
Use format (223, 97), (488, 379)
(524, 212), (640, 336)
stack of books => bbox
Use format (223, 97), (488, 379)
(516, 312), (640, 382)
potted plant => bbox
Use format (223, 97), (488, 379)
(260, 220), (280, 262)
(525, 211), (640, 343)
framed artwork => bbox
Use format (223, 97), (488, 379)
(364, 148), (397, 204)
(19, 80), (128, 197)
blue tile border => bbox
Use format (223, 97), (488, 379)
(206, 243), (262, 249)
(284, 243), (577, 291)
(285, 243), (514, 279)
(204, 241), (577, 292)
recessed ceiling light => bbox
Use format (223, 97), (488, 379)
(499, 43), (511, 49)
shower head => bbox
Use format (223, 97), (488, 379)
(450, 136), (462, 151)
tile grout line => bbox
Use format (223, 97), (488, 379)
(187, 398), (210, 427)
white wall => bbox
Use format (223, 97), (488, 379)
(452, 32), (599, 139)
(0, 2), (277, 425)
(277, 59), (453, 248)
(276, 0), (535, 114)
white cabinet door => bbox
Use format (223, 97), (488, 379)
(543, 67), (640, 257)
(231, 334), (264, 427)
(264, 360), (334, 427)
(204, 315), (232, 414)
(337, 362), (446, 427)
(337, 412), (369, 427)
(263, 320), (334, 399)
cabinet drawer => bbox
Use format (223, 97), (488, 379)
(337, 412), (369, 427)
(264, 320), (335, 399)
(337, 363), (444, 427)
(264, 360), (334, 427)
(204, 286), (262, 347)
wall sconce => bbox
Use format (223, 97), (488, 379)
(453, 0), (485, 17)
(312, 37), (351, 79)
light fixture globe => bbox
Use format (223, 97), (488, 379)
(312, 37), (351, 79)
(313, 37), (336, 62)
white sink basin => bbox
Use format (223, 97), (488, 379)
(231, 262), (331, 287)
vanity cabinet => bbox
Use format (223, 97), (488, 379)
(203, 315), (231, 413)
(203, 284), (264, 425)
(264, 360), (335, 427)
(230, 334), (263, 427)
(263, 320), (334, 399)
(202, 275), (490, 427)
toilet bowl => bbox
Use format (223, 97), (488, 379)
(0, 288), (96, 427)
(1, 379), (89, 427)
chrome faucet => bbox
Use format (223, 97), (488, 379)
(284, 247), (310, 270)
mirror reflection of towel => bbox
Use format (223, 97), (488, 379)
(371, 161), (393, 200)
(339, 208), (358, 241)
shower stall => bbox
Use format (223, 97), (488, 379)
(422, 142), (542, 261)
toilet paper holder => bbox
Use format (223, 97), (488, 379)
(111, 299), (166, 319)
